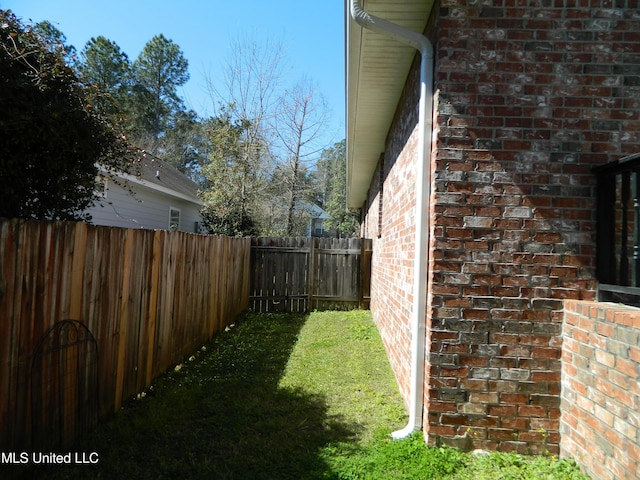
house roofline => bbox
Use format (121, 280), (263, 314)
(99, 166), (203, 206)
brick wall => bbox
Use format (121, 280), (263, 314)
(361, 0), (640, 461)
(562, 300), (640, 480)
(429, 0), (640, 454)
(362, 62), (423, 403)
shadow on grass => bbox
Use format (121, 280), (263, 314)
(27, 312), (357, 480)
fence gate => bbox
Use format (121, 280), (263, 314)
(250, 237), (372, 313)
(31, 320), (99, 451)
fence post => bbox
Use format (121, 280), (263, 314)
(69, 222), (88, 320)
(308, 238), (316, 311)
(145, 230), (162, 388)
(114, 228), (135, 410)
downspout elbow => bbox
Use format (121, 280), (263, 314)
(350, 0), (433, 59)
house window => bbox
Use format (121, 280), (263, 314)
(594, 153), (640, 306)
(169, 207), (180, 231)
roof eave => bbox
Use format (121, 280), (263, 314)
(345, 0), (434, 209)
(98, 166), (203, 206)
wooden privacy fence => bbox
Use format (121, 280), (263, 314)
(31, 320), (99, 452)
(0, 219), (250, 452)
(250, 237), (372, 313)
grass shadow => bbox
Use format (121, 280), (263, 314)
(27, 312), (356, 480)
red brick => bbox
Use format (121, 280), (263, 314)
(441, 414), (469, 426)
(501, 417), (529, 429)
(531, 371), (560, 382)
(429, 425), (457, 436)
(500, 345), (531, 357)
(460, 378), (488, 390)
(468, 417), (500, 430)
(489, 428), (517, 441)
(531, 347), (561, 359)
(460, 355), (489, 367)
(615, 358), (637, 379)
(518, 405), (548, 417)
(630, 346), (640, 363)
(500, 393), (528, 404)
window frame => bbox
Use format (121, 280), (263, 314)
(593, 153), (640, 305)
(169, 206), (181, 231)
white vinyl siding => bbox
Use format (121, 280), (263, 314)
(86, 179), (202, 232)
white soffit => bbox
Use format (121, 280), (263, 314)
(346, 0), (434, 208)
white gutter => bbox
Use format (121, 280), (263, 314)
(349, 0), (434, 440)
(97, 165), (203, 206)
(117, 171), (203, 205)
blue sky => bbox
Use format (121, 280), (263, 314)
(6, 0), (346, 143)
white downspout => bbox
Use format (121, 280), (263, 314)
(349, 0), (434, 440)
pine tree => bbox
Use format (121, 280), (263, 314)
(131, 34), (189, 141)
(79, 36), (131, 117)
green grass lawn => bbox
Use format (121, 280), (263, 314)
(25, 310), (589, 479)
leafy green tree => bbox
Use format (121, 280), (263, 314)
(267, 162), (316, 236)
(202, 34), (286, 235)
(322, 140), (359, 237)
(158, 109), (208, 179)
(32, 20), (78, 68)
(132, 34), (189, 141)
(199, 109), (263, 236)
(79, 36), (131, 116)
(0, 9), (134, 220)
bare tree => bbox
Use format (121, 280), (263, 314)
(202, 33), (287, 234)
(220, 34), (285, 126)
(271, 78), (330, 236)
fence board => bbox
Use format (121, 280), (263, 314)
(0, 219), (250, 452)
(249, 237), (372, 313)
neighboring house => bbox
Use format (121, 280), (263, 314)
(347, 2), (639, 479)
(86, 155), (203, 233)
(272, 200), (330, 237)
(300, 201), (329, 237)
